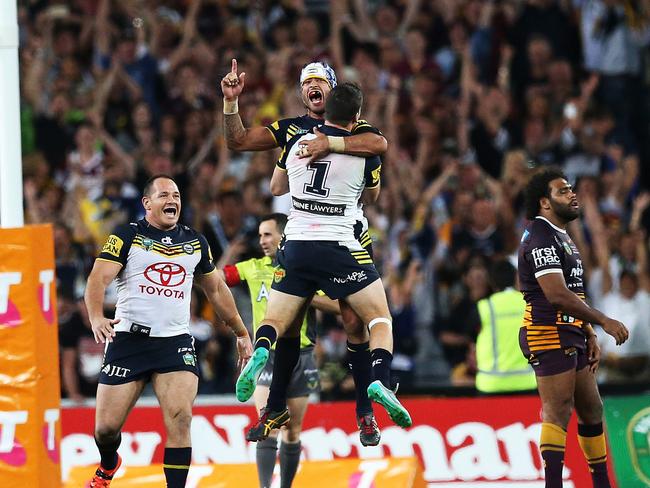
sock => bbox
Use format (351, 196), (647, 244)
(279, 441), (301, 488)
(540, 422), (566, 488)
(578, 423), (611, 488)
(255, 324), (278, 351)
(267, 337), (300, 412)
(347, 341), (373, 416)
(256, 437), (278, 488)
(163, 447), (191, 488)
(95, 432), (121, 471)
(370, 348), (393, 389)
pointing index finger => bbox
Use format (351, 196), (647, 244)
(231, 58), (237, 74)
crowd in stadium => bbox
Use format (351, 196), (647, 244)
(17, 0), (650, 402)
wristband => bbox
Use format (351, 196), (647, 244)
(223, 98), (239, 115)
(328, 135), (345, 153)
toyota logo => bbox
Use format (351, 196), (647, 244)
(144, 262), (186, 287)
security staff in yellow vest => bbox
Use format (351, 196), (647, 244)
(475, 260), (537, 393)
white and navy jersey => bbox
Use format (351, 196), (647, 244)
(277, 125), (381, 242)
(96, 218), (215, 337)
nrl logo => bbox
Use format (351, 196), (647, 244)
(142, 238), (154, 251)
(274, 268), (286, 283)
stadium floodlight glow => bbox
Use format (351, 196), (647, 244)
(0, 0), (24, 228)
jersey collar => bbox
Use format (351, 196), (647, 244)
(535, 216), (567, 234)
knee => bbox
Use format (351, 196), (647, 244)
(95, 426), (120, 445)
(168, 408), (193, 433)
(543, 396), (574, 427)
(283, 422), (302, 443)
(579, 398), (603, 425)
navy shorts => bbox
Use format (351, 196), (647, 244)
(519, 327), (588, 377)
(257, 349), (320, 397)
(99, 332), (199, 385)
(272, 240), (380, 300)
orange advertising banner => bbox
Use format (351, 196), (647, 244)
(0, 225), (61, 487)
(65, 457), (425, 487)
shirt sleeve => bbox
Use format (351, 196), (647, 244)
(97, 224), (136, 267)
(276, 134), (304, 170)
(223, 265), (241, 287)
(352, 120), (383, 136)
(525, 226), (564, 279)
(266, 118), (291, 149)
(195, 234), (216, 275)
(235, 260), (254, 284)
(364, 156), (382, 188)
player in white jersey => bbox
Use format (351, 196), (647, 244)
(236, 83), (412, 442)
(84, 175), (253, 487)
(222, 59), (382, 446)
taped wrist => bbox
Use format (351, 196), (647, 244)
(328, 136), (345, 153)
(223, 98), (239, 115)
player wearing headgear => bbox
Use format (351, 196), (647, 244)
(221, 59), (383, 446)
(237, 82), (412, 445)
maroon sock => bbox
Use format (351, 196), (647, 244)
(540, 422), (567, 488)
(578, 422), (611, 488)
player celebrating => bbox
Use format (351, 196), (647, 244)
(221, 213), (338, 488)
(519, 169), (629, 488)
(84, 175), (253, 487)
(237, 83), (412, 443)
(221, 58), (382, 446)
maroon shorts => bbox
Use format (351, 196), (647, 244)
(519, 327), (589, 376)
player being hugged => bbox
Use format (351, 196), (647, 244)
(518, 168), (628, 488)
(236, 83), (412, 444)
(84, 175), (252, 487)
(222, 58), (384, 446)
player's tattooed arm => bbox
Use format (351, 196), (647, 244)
(223, 113), (278, 152)
(221, 58), (277, 152)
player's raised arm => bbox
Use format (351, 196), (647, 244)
(84, 260), (122, 344)
(221, 58), (278, 151)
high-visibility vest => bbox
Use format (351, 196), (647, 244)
(475, 289), (537, 393)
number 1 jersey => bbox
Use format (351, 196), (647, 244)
(277, 124), (381, 242)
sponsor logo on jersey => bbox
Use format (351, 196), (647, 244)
(102, 235), (123, 257)
(562, 241), (573, 255)
(531, 246), (561, 268)
(183, 243), (194, 255)
(182, 353), (196, 366)
(274, 268), (286, 283)
(332, 271), (368, 284)
(162, 236), (173, 245)
(142, 238), (154, 251)
(570, 259), (584, 278)
(292, 196), (345, 216)
(144, 262), (186, 287)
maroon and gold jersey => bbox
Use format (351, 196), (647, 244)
(518, 217), (586, 352)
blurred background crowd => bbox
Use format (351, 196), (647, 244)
(17, 0), (650, 403)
